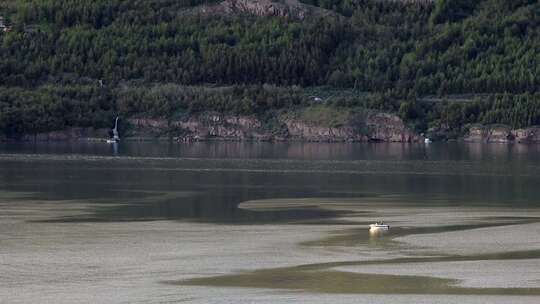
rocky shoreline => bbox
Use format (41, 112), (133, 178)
(0, 112), (422, 143)
(128, 112), (423, 143)
(464, 125), (540, 144)
(3, 113), (540, 144)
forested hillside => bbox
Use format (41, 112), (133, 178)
(0, 0), (539, 139)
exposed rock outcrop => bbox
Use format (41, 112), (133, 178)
(464, 125), (513, 143)
(127, 112), (423, 143)
(5, 112), (424, 143)
(284, 119), (366, 142)
(195, 0), (335, 20)
(463, 125), (540, 143)
(129, 116), (272, 141)
(366, 113), (423, 142)
(178, 115), (272, 141)
(513, 127), (540, 143)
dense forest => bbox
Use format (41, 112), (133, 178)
(0, 0), (539, 138)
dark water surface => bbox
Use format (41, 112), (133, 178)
(1, 141), (540, 223)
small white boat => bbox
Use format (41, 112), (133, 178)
(369, 222), (390, 230)
(424, 138), (432, 144)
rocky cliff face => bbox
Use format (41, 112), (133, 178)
(513, 127), (540, 143)
(464, 125), (513, 143)
(17, 120), (540, 144)
(195, 0), (429, 19)
(195, 0), (335, 20)
(4, 111), (423, 143)
(130, 116), (271, 141)
(127, 112), (423, 143)
(464, 125), (540, 143)
(365, 113), (423, 142)
(179, 115), (272, 141)
(284, 119), (365, 142)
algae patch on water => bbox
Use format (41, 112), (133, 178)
(173, 197), (540, 295)
(173, 249), (540, 295)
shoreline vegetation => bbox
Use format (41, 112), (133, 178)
(0, 0), (539, 142)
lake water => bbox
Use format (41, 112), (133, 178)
(1, 142), (539, 303)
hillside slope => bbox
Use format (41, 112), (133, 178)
(0, 0), (539, 141)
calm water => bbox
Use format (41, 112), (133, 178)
(1, 142), (539, 303)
